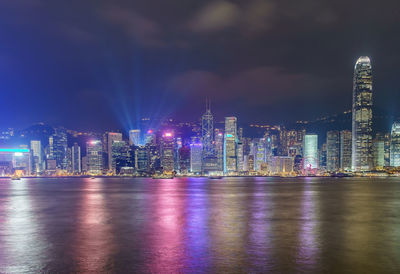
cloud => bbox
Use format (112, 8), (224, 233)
(189, 1), (240, 32)
(188, 0), (275, 35)
(166, 67), (317, 105)
(100, 5), (165, 47)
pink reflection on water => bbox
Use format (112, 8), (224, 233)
(73, 178), (115, 272)
(148, 180), (185, 273)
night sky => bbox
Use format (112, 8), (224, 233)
(1, 0), (399, 131)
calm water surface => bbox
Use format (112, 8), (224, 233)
(1, 177), (400, 273)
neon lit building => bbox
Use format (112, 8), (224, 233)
(190, 143), (203, 174)
(303, 134), (318, 170)
(111, 140), (129, 173)
(160, 132), (175, 173)
(390, 122), (400, 167)
(0, 148), (31, 176)
(224, 117), (237, 174)
(215, 129), (224, 172)
(30, 140), (42, 174)
(201, 100), (214, 158)
(87, 140), (103, 175)
(107, 132), (123, 171)
(71, 142), (81, 174)
(352, 56), (373, 171)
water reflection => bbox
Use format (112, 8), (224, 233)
(0, 180), (48, 273)
(296, 182), (320, 272)
(184, 178), (211, 271)
(209, 178), (247, 272)
(73, 178), (115, 272)
(247, 179), (274, 272)
(0, 178), (400, 272)
(148, 179), (186, 273)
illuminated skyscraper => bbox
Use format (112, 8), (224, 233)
(340, 130), (352, 171)
(129, 129), (141, 146)
(201, 100), (214, 157)
(190, 143), (203, 174)
(144, 129), (155, 145)
(352, 56), (373, 171)
(87, 140), (103, 175)
(107, 132), (122, 171)
(71, 142), (81, 174)
(303, 134), (318, 170)
(237, 142), (244, 172)
(50, 128), (68, 170)
(373, 135), (385, 169)
(30, 140), (42, 174)
(224, 117), (237, 174)
(160, 132), (175, 173)
(326, 131), (340, 172)
(390, 122), (400, 167)
(111, 140), (129, 173)
(215, 129), (224, 172)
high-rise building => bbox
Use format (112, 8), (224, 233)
(390, 122), (400, 167)
(224, 117), (237, 174)
(237, 142), (244, 172)
(340, 130), (352, 171)
(87, 140), (103, 175)
(135, 146), (150, 174)
(178, 146), (190, 174)
(144, 129), (155, 145)
(160, 132), (175, 173)
(303, 134), (318, 170)
(251, 138), (267, 171)
(373, 135), (385, 169)
(326, 131), (340, 172)
(201, 100), (214, 158)
(107, 132), (122, 171)
(50, 128), (68, 170)
(129, 129), (141, 146)
(214, 130), (224, 172)
(352, 56), (373, 171)
(30, 140), (42, 174)
(190, 143), (203, 174)
(384, 133), (391, 167)
(71, 142), (81, 174)
(111, 140), (129, 173)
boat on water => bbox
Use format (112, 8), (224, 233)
(90, 177), (96, 179)
(11, 175), (21, 180)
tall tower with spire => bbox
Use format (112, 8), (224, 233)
(201, 98), (214, 157)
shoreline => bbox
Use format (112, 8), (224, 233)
(0, 175), (396, 179)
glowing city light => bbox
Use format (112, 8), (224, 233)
(0, 148), (30, 153)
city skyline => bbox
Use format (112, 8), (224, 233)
(2, 55), (400, 178)
(1, 1), (400, 130)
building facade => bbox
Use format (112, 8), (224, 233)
(352, 56), (373, 171)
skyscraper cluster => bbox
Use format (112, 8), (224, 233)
(1, 56), (400, 177)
